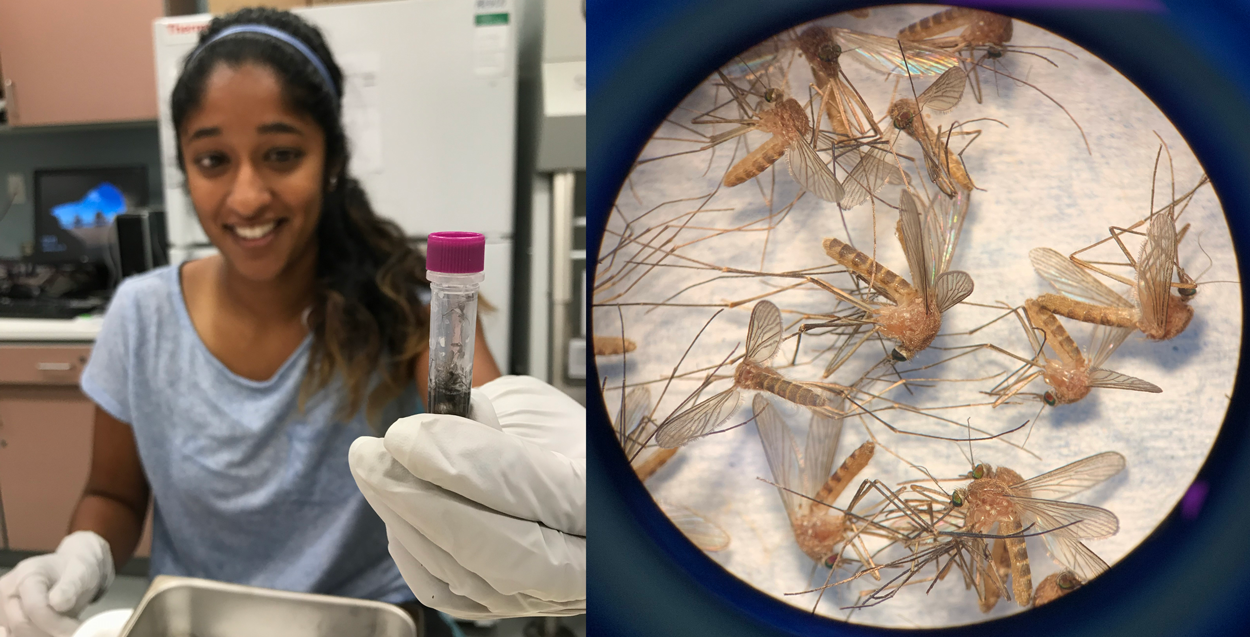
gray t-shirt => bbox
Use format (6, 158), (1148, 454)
(80, 264), (418, 603)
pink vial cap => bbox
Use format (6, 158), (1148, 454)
(427, 232), (485, 274)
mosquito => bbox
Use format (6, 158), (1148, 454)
(809, 189), (974, 364)
(1032, 569), (1083, 607)
(658, 501), (732, 552)
(947, 451), (1124, 606)
(789, 25), (908, 210)
(893, 8), (1091, 151)
(887, 66), (975, 197)
(700, 72), (844, 203)
(991, 294), (1161, 407)
(654, 300), (848, 448)
(753, 394), (876, 567)
(1031, 210), (1193, 341)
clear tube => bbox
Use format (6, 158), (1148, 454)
(427, 270), (483, 417)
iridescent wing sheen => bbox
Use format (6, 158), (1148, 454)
(1042, 536), (1110, 583)
(1029, 247), (1134, 309)
(1011, 451), (1127, 501)
(786, 136), (845, 203)
(918, 67), (968, 113)
(898, 190), (931, 300)
(745, 300), (784, 363)
(1136, 210), (1178, 336)
(1010, 496), (1120, 540)
(654, 388), (741, 449)
(833, 28), (963, 76)
(1087, 368), (1162, 393)
(803, 399), (845, 500)
(753, 395), (804, 521)
(935, 271), (975, 313)
(659, 501), (732, 552)
(618, 386), (653, 457)
(923, 188), (971, 278)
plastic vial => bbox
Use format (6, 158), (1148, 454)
(426, 231), (485, 417)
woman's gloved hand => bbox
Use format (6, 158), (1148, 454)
(349, 375), (585, 619)
(0, 531), (115, 637)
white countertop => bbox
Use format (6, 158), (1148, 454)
(0, 316), (104, 342)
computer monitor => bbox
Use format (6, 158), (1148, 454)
(32, 166), (149, 265)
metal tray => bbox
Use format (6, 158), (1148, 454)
(117, 576), (417, 637)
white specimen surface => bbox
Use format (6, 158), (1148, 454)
(593, 4), (1240, 628)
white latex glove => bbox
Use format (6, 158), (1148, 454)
(0, 531), (114, 637)
(350, 375), (586, 620)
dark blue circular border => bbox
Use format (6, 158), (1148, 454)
(588, 1), (1250, 635)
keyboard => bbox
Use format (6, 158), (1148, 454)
(0, 297), (105, 320)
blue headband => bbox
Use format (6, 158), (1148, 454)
(187, 24), (338, 100)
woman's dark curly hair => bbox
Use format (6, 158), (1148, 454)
(171, 7), (429, 429)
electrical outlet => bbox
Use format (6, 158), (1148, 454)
(6, 173), (25, 205)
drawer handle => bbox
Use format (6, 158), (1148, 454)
(36, 362), (73, 371)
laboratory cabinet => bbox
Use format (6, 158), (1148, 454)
(0, 343), (151, 557)
(0, 0), (164, 126)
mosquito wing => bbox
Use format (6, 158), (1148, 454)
(803, 399), (846, 499)
(659, 502), (732, 552)
(839, 147), (904, 209)
(1011, 451), (1127, 500)
(1010, 496), (1120, 540)
(745, 300), (784, 363)
(898, 190), (931, 300)
(786, 136), (844, 203)
(655, 388), (742, 449)
(618, 386), (653, 457)
(918, 67), (968, 113)
(1042, 536), (1110, 583)
(1137, 211), (1178, 335)
(923, 187), (971, 277)
(1087, 324), (1134, 370)
(833, 28), (962, 76)
(935, 271), (975, 313)
(1029, 248), (1134, 309)
(1087, 368), (1162, 393)
(753, 395), (804, 521)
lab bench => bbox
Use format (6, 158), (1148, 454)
(0, 317), (152, 570)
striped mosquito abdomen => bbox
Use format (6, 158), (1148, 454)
(822, 237), (915, 302)
(814, 441), (875, 505)
(1025, 299), (1085, 368)
(734, 360), (826, 408)
(724, 136), (789, 187)
(1037, 293), (1138, 330)
(1001, 517), (1033, 606)
(897, 6), (974, 41)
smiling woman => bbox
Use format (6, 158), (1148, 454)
(0, 7), (500, 637)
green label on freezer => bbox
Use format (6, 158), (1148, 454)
(475, 13), (509, 26)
